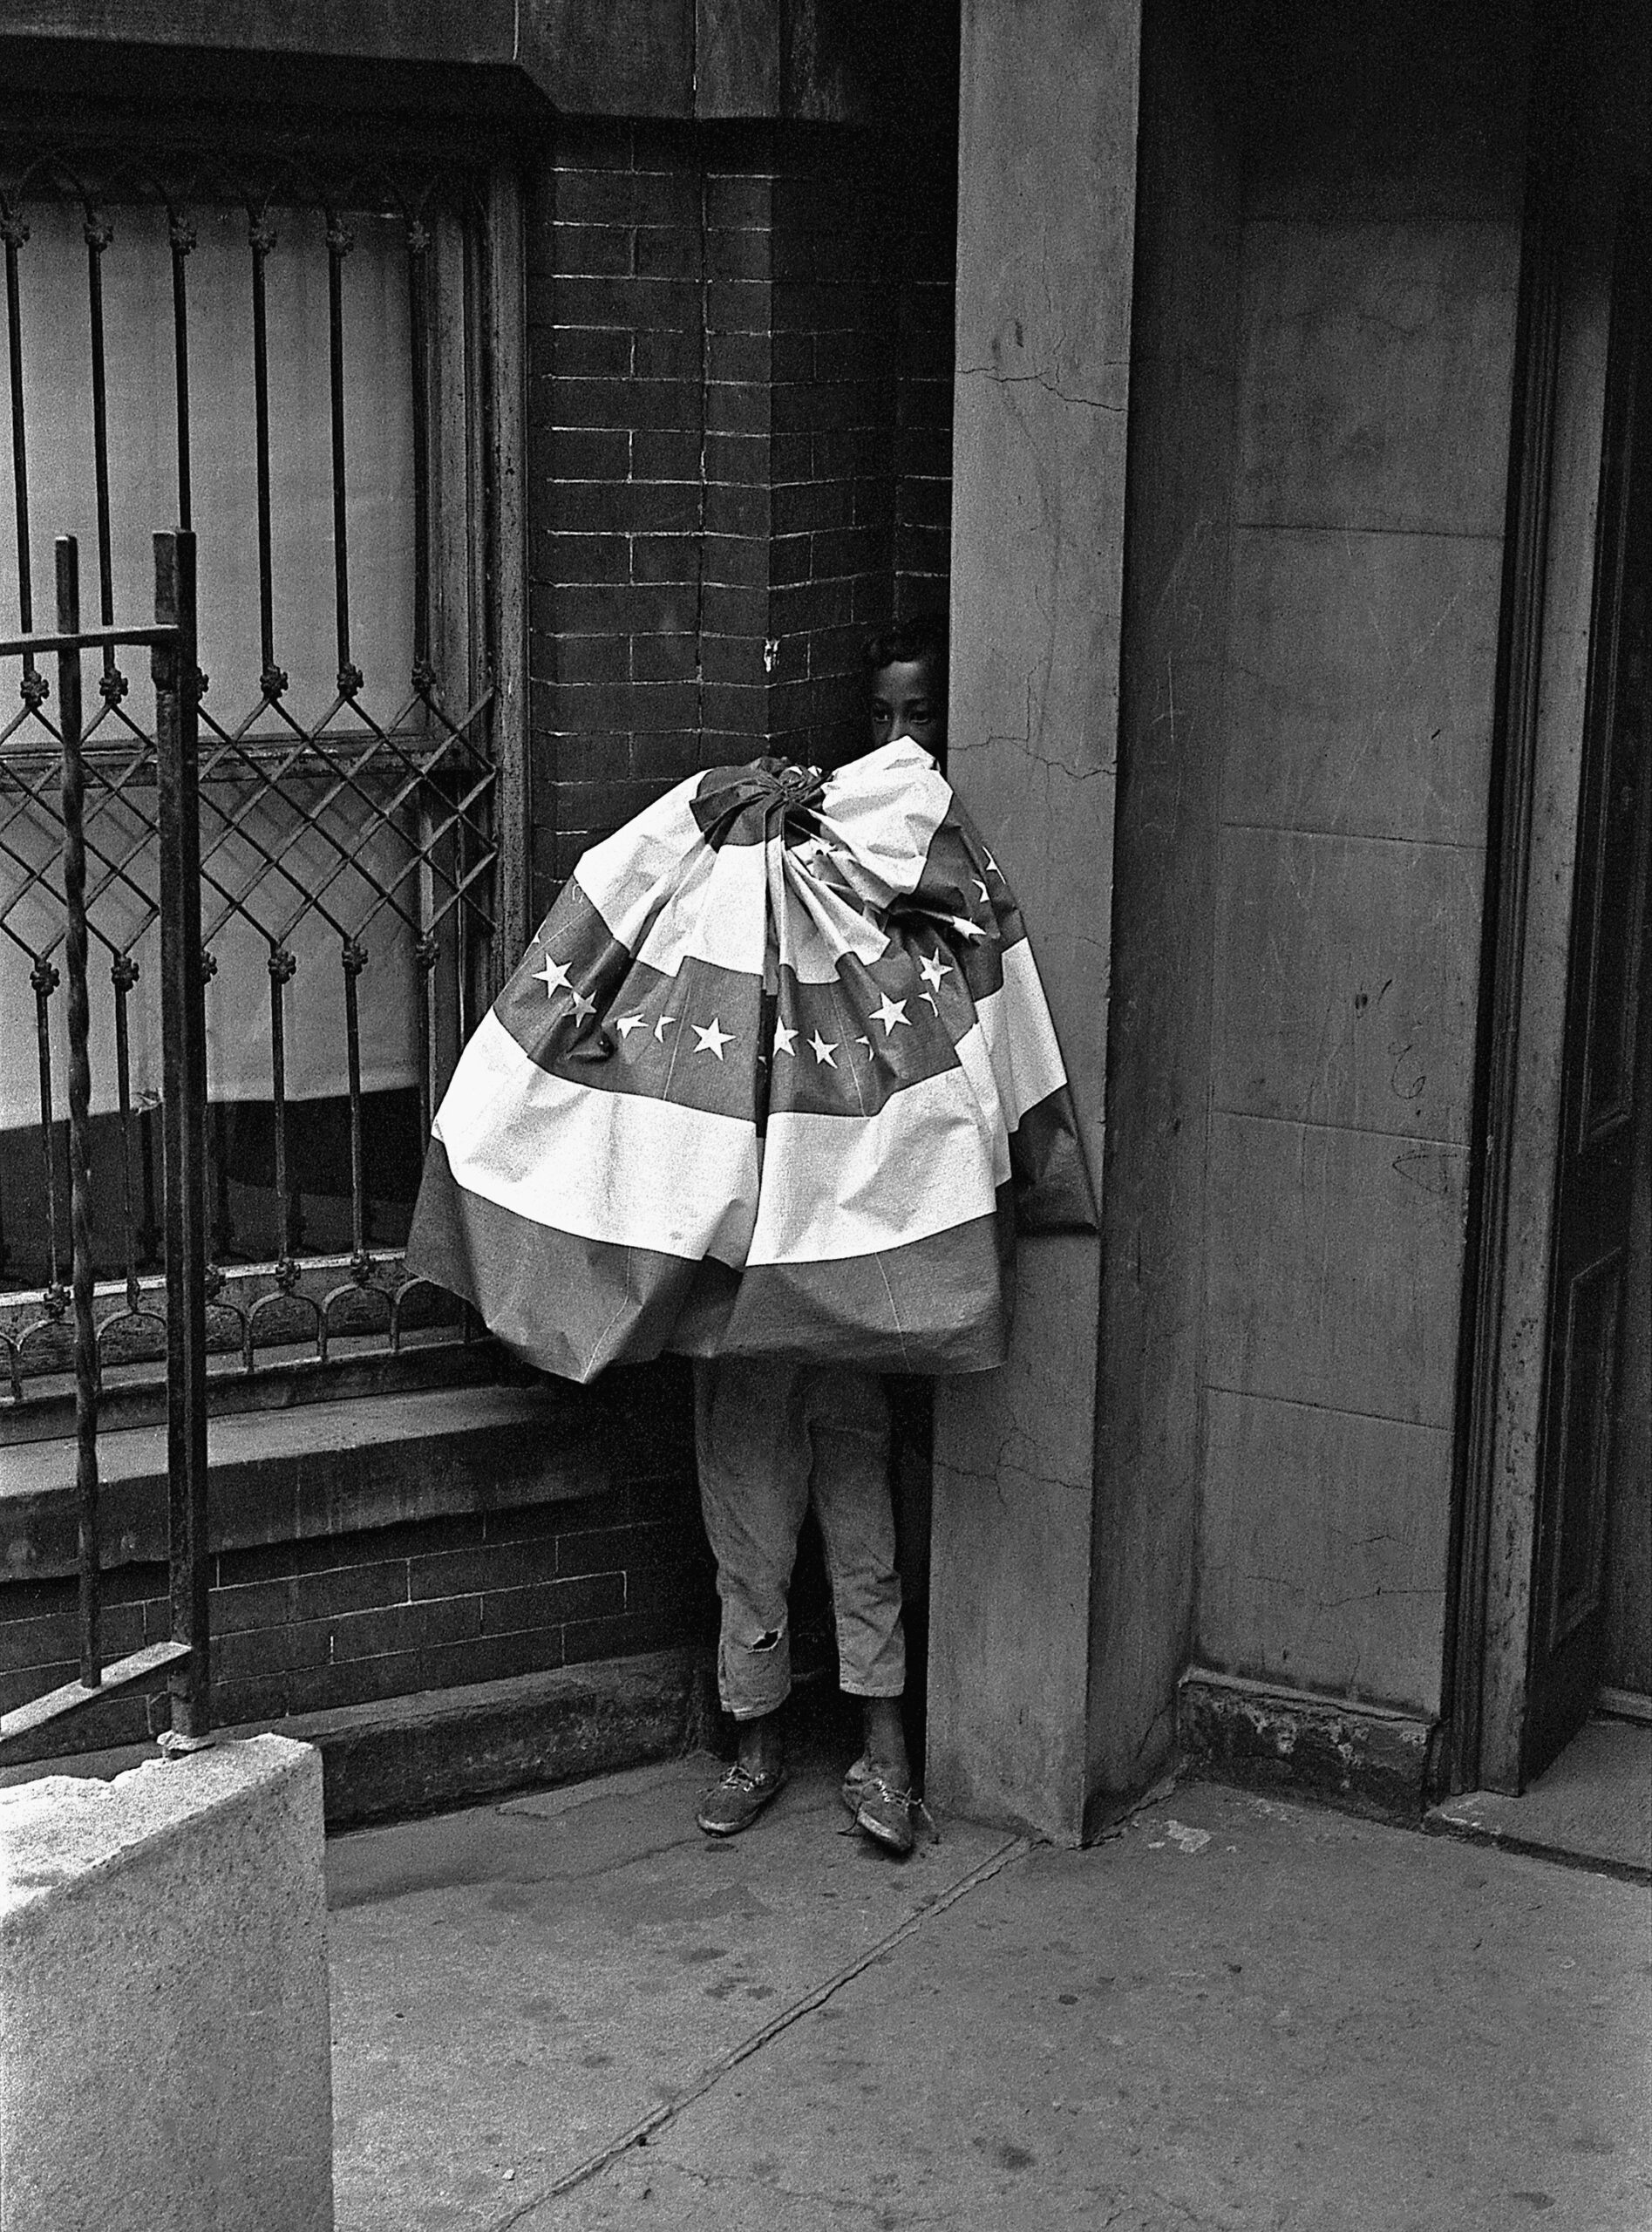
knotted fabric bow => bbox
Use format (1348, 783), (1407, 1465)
(406, 738), (1094, 1382)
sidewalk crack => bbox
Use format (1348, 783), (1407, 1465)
(482, 1831), (1031, 2228)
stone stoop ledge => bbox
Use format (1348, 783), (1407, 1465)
(306, 1647), (722, 1827)
(1178, 1667), (1438, 1825)
(0, 1734), (333, 2232)
(0, 1646), (722, 1831)
(0, 1377), (686, 1579)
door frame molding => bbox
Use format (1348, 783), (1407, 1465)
(1444, 143), (1565, 1796)
(1445, 16), (1652, 1787)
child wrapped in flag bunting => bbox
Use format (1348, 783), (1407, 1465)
(405, 736), (1096, 1385)
(410, 615), (1092, 1854)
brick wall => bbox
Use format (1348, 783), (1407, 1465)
(528, 119), (956, 919)
(762, 149), (955, 766)
(0, 1382), (715, 1759)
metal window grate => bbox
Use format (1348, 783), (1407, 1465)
(0, 153), (503, 1419)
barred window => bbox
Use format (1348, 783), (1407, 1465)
(0, 153), (523, 1410)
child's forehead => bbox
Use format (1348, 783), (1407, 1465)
(868, 655), (942, 698)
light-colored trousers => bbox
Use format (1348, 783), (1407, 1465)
(693, 1355), (906, 1721)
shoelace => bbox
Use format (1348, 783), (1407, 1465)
(722, 1761), (778, 1789)
(855, 1771), (913, 1808)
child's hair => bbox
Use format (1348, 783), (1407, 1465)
(861, 610), (948, 683)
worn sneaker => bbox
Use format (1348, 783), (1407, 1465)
(695, 1760), (788, 1836)
(853, 1767), (917, 1856)
(840, 1752), (872, 1816)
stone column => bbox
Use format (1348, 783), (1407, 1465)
(927, 0), (1141, 1841)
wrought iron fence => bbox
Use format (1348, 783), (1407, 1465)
(0, 151), (506, 1423)
(0, 533), (210, 1750)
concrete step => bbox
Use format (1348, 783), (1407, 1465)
(0, 1647), (723, 1829)
(0, 1373), (688, 1577)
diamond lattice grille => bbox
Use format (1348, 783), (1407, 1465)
(0, 153), (498, 1401)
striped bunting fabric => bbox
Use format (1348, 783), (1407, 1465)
(405, 738), (1095, 1382)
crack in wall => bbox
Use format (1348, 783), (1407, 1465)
(955, 361), (1126, 412)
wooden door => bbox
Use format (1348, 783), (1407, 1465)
(1525, 191), (1652, 1779)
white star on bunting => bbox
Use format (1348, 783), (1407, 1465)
(693, 1017), (733, 1060)
(652, 1015), (676, 1044)
(614, 1013), (645, 1039)
(569, 989), (596, 1024)
(919, 950), (953, 993)
(920, 991), (939, 1013)
(808, 1031), (839, 1068)
(983, 850), (999, 874)
(855, 1036), (874, 1060)
(972, 878), (991, 905)
(947, 914), (987, 943)
(772, 1020), (798, 1057)
(534, 956), (572, 997)
(870, 994), (909, 1036)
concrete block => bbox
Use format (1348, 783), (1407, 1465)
(1199, 1389), (1452, 1712)
(1220, 526), (1502, 846)
(1237, 217), (1519, 535)
(1242, 0), (1532, 222)
(0, 1736), (332, 2232)
(1212, 823), (1485, 1143)
(1205, 1110), (1468, 1426)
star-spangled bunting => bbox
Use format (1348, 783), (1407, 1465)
(407, 738), (1096, 1384)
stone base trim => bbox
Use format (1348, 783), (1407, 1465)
(1178, 1668), (1438, 1825)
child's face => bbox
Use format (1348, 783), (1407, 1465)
(867, 657), (946, 759)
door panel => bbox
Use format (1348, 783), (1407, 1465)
(1525, 186), (1652, 1779)
(1602, 986), (1651, 1693)
(1547, 1250), (1623, 1647)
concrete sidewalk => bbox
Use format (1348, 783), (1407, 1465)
(326, 1744), (1651, 2231)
